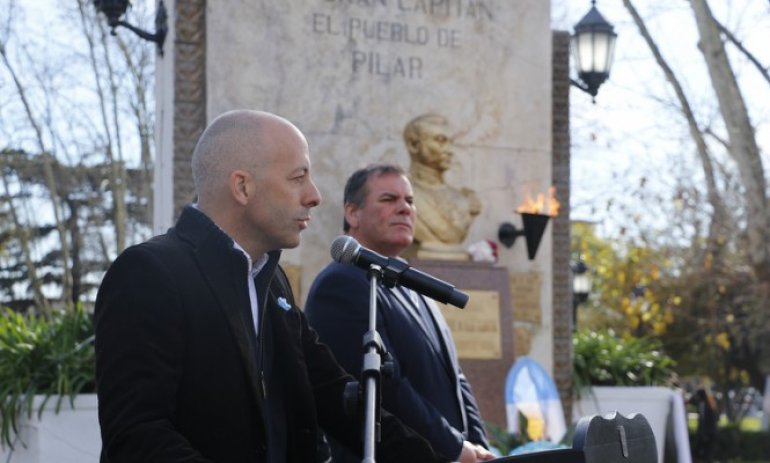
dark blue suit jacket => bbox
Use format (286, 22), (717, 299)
(95, 207), (445, 463)
(305, 261), (488, 461)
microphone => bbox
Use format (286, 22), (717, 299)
(330, 235), (469, 309)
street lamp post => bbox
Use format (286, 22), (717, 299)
(93, 0), (168, 55)
(571, 1), (618, 101)
(572, 259), (592, 330)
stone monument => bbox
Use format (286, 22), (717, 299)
(404, 113), (481, 260)
(155, 0), (568, 428)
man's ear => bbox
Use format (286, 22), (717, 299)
(230, 170), (250, 206)
(344, 203), (359, 230)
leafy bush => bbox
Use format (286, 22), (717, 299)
(486, 413), (575, 456)
(0, 307), (95, 447)
(485, 420), (530, 456)
(573, 329), (676, 391)
(689, 425), (770, 462)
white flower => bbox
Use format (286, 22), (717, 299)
(276, 297), (292, 311)
(467, 240), (498, 263)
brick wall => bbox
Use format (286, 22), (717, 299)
(172, 0), (207, 218)
(551, 30), (573, 423)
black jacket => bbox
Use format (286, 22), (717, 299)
(95, 206), (444, 462)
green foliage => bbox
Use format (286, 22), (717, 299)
(0, 148), (151, 312)
(572, 222), (677, 337)
(485, 420), (529, 456)
(572, 214), (770, 404)
(689, 425), (770, 462)
(572, 329), (676, 391)
(486, 413), (575, 455)
(662, 268), (770, 398)
(0, 307), (95, 448)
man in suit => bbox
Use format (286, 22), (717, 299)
(94, 111), (448, 462)
(305, 164), (494, 463)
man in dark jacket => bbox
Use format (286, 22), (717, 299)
(305, 164), (494, 462)
(95, 110), (446, 462)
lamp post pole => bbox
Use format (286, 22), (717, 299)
(572, 259), (591, 330)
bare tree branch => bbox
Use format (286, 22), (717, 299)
(714, 19), (770, 88)
(623, 0), (728, 267)
(0, 2), (153, 310)
(115, 33), (154, 228)
(0, 157), (48, 310)
(0, 35), (72, 312)
(690, 0), (770, 280)
(76, 0), (127, 253)
(703, 127), (730, 152)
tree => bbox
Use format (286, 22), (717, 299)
(572, 222), (677, 337)
(688, 0), (770, 282)
(558, 0), (769, 416)
(615, 0), (770, 394)
(0, 0), (154, 313)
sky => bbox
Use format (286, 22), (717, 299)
(551, 0), (770, 241)
(4, 0), (769, 243)
(0, 0), (154, 163)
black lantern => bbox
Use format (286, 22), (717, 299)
(93, 0), (168, 55)
(571, 1), (617, 99)
(572, 260), (591, 305)
(571, 259), (592, 329)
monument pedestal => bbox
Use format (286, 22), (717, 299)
(410, 259), (513, 429)
(415, 242), (471, 261)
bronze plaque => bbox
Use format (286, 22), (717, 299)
(510, 272), (543, 324)
(439, 290), (501, 359)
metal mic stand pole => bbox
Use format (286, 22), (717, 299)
(359, 263), (393, 463)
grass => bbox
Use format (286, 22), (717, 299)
(735, 416), (761, 432)
(688, 414), (763, 432)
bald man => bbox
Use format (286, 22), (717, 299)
(95, 110), (447, 463)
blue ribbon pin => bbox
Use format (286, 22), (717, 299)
(276, 297), (292, 311)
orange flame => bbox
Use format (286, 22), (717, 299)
(516, 186), (560, 217)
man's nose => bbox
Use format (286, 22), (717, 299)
(304, 180), (321, 208)
(396, 198), (414, 214)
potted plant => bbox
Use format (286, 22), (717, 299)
(0, 307), (99, 462)
(572, 329), (676, 391)
(572, 329), (687, 463)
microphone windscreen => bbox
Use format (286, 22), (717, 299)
(330, 235), (359, 264)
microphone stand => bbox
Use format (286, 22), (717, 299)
(346, 263), (393, 463)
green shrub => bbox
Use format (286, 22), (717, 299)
(486, 413), (575, 455)
(573, 329), (676, 391)
(485, 420), (529, 455)
(689, 424), (770, 462)
(0, 307), (95, 447)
